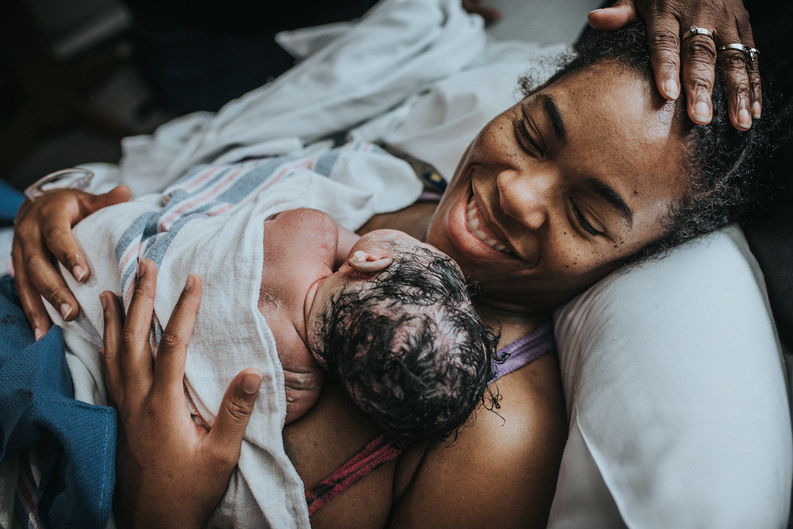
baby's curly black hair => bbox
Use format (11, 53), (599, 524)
(520, 21), (775, 263)
(312, 245), (499, 449)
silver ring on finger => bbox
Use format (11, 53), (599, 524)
(682, 25), (716, 43)
(718, 44), (759, 63)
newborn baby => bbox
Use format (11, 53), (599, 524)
(261, 208), (496, 446)
(40, 144), (495, 525)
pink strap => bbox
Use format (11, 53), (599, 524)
(305, 435), (399, 515)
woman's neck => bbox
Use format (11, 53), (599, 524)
(475, 303), (551, 349)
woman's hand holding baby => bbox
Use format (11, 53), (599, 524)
(12, 185), (130, 338)
(100, 259), (263, 529)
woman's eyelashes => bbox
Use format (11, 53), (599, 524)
(514, 117), (544, 157)
(512, 110), (606, 240)
(570, 200), (606, 238)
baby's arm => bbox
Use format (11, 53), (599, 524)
(335, 223), (361, 270)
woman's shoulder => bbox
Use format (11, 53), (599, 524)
(389, 353), (567, 529)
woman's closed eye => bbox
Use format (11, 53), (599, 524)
(570, 199), (606, 238)
(514, 117), (544, 157)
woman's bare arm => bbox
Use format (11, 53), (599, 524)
(389, 352), (568, 529)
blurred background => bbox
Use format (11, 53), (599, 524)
(0, 0), (601, 207)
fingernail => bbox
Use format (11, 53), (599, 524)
(60, 303), (73, 320)
(184, 274), (194, 291)
(588, 8), (602, 15)
(99, 294), (107, 310)
(663, 78), (679, 99)
(34, 328), (43, 341)
(753, 101), (762, 119)
(137, 261), (145, 278)
(73, 265), (85, 282)
(738, 108), (751, 128)
(693, 98), (710, 123)
(242, 371), (262, 394)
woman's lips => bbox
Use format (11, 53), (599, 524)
(466, 193), (513, 255)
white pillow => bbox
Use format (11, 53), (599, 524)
(549, 224), (792, 528)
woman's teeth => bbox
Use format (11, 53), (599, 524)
(467, 197), (510, 254)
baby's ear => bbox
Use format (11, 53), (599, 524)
(347, 250), (393, 273)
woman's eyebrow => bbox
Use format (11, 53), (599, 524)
(584, 177), (634, 227)
(537, 94), (567, 146)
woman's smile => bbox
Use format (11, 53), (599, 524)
(427, 61), (688, 314)
(466, 185), (514, 256)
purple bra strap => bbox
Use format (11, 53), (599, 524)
(489, 321), (556, 383)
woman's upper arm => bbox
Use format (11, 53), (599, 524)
(389, 353), (567, 529)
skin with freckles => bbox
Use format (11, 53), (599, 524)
(426, 61), (689, 315)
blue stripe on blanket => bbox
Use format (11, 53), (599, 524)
(114, 141), (386, 315)
(313, 149), (342, 177)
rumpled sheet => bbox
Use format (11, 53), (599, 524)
(107, 0), (487, 197)
(1, 0), (570, 526)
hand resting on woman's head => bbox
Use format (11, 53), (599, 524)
(9, 3), (775, 528)
(589, 0), (761, 130)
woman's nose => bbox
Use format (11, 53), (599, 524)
(497, 169), (555, 230)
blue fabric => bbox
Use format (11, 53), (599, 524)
(0, 276), (117, 529)
(0, 180), (25, 223)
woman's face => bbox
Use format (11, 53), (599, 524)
(426, 61), (689, 314)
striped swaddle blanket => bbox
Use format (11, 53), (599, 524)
(45, 140), (422, 528)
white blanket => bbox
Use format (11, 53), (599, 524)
(32, 0), (568, 526)
(47, 143), (423, 528)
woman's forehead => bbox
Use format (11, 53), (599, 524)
(535, 63), (689, 217)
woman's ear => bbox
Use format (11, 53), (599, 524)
(347, 250), (393, 273)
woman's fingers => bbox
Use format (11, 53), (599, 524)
(715, 15), (759, 129)
(588, 0), (761, 130)
(151, 274), (202, 400)
(100, 291), (125, 408)
(587, 1), (639, 32)
(680, 29), (717, 125)
(49, 186), (131, 284)
(120, 259), (157, 396)
(11, 237), (51, 339)
(38, 213), (89, 284)
(12, 224), (79, 328)
(210, 368), (262, 463)
(715, 44), (754, 130)
(11, 186), (129, 332)
(460, 0), (501, 24)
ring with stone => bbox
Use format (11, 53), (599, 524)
(682, 25), (716, 42)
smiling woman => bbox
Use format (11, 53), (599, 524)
(5, 6), (780, 529)
(426, 22), (769, 316)
(428, 60), (686, 313)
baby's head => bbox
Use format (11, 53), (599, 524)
(306, 230), (499, 448)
